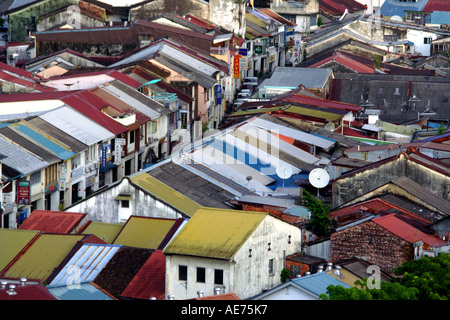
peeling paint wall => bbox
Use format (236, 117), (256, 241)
(165, 215), (301, 300)
(67, 177), (182, 223)
(332, 154), (450, 208)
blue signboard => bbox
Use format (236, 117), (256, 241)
(216, 84), (222, 105)
(101, 143), (108, 167)
(238, 48), (248, 56)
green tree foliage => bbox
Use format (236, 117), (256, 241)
(320, 254), (450, 300)
(280, 268), (290, 283)
(303, 190), (330, 236)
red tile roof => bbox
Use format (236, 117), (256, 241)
(61, 91), (128, 135)
(258, 8), (296, 27)
(281, 93), (362, 112)
(120, 250), (166, 300)
(0, 90), (128, 135)
(308, 51), (375, 73)
(319, 0), (367, 15)
(18, 210), (87, 234)
(179, 14), (217, 30)
(373, 213), (447, 247)
(329, 198), (432, 225)
(0, 284), (57, 300)
(422, 0), (450, 12)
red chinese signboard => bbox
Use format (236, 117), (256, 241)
(17, 180), (30, 205)
(233, 55), (241, 79)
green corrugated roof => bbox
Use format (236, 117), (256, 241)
(284, 105), (342, 121)
(230, 105), (342, 121)
(3, 234), (84, 282)
(164, 208), (267, 260)
(112, 216), (177, 249)
(82, 222), (125, 244)
(229, 106), (284, 117)
(130, 172), (202, 217)
(0, 229), (40, 273)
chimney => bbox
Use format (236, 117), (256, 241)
(0, 281), (7, 289)
(333, 266), (343, 278)
(197, 290), (205, 298)
(326, 262), (333, 272)
(214, 287), (222, 295)
(167, 294), (174, 300)
(7, 285), (17, 296)
(20, 278), (27, 286)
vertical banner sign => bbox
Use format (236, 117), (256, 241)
(292, 46), (300, 65)
(101, 143), (108, 167)
(180, 110), (188, 129)
(233, 55), (240, 79)
(17, 180), (30, 205)
(216, 84), (222, 105)
(114, 138), (126, 163)
(114, 144), (122, 163)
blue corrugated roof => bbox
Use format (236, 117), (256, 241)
(208, 138), (301, 188)
(48, 244), (122, 287)
(14, 123), (76, 160)
(380, 0), (428, 17)
(47, 282), (114, 300)
(430, 11), (450, 24)
(292, 272), (351, 297)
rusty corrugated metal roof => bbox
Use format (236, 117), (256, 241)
(112, 216), (180, 249)
(120, 250), (166, 300)
(130, 172), (202, 217)
(3, 234), (85, 282)
(164, 208), (267, 260)
(0, 229), (40, 273)
(373, 213), (448, 247)
(18, 210), (87, 234)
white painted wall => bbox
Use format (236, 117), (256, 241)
(255, 284), (317, 300)
(165, 215), (301, 300)
(68, 177), (182, 223)
(407, 29), (438, 57)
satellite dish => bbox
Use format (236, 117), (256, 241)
(390, 15), (403, 22)
(276, 165), (293, 180)
(308, 168), (330, 189)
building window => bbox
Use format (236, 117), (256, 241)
(269, 259), (274, 275)
(129, 130), (135, 144)
(179, 265), (187, 281)
(214, 269), (223, 285)
(424, 37), (432, 44)
(196, 267), (206, 283)
(121, 200), (129, 208)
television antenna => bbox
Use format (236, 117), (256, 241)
(308, 168), (330, 199)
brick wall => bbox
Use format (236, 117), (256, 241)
(330, 220), (414, 275)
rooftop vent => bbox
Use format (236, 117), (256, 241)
(317, 265), (324, 273)
(0, 281), (7, 289)
(305, 271), (311, 276)
(7, 285), (17, 296)
(197, 290), (205, 298)
(214, 287), (222, 295)
(326, 262), (333, 272)
(20, 278), (27, 286)
(333, 266), (343, 278)
(167, 294), (174, 300)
